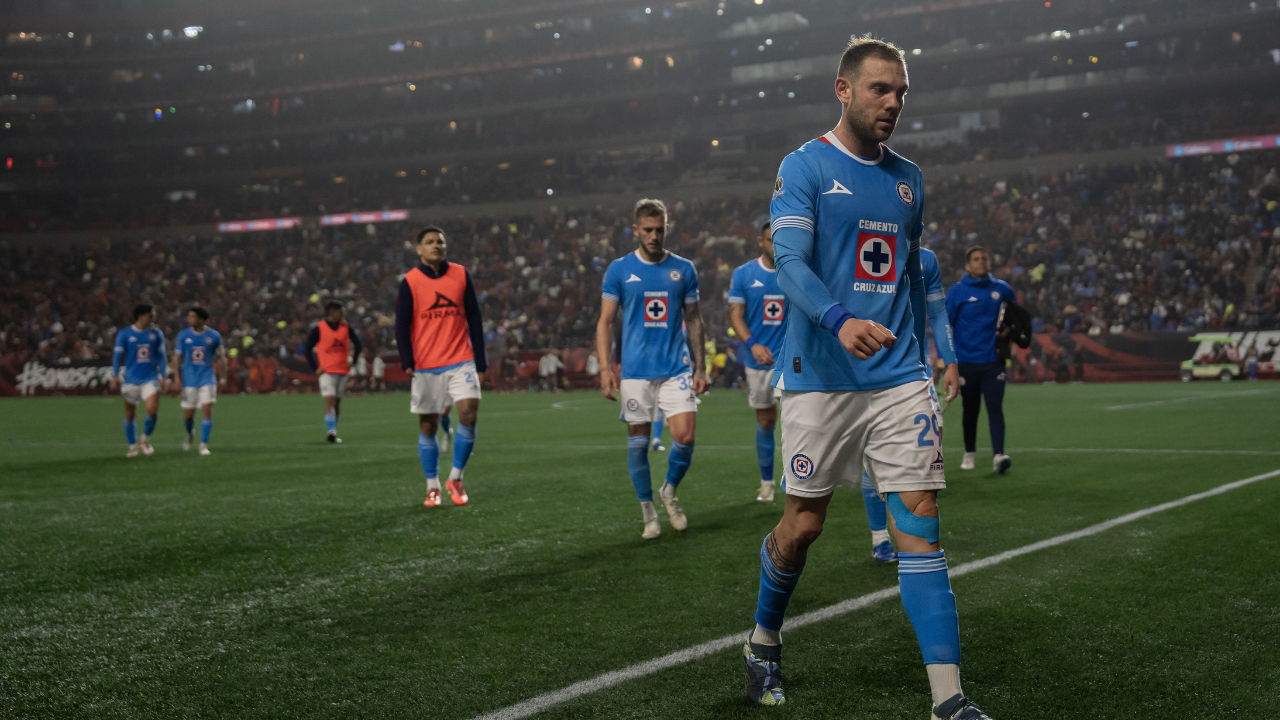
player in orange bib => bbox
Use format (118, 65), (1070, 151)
(395, 225), (488, 507)
(306, 301), (363, 444)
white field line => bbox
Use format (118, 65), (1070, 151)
(1105, 389), (1262, 410)
(468, 467), (1280, 720)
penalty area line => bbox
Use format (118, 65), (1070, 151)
(468, 467), (1280, 720)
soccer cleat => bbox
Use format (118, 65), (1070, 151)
(183, 434), (192, 452)
(140, 438), (154, 456)
(327, 430), (342, 444)
(743, 638), (786, 706)
(642, 518), (661, 539)
(198, 443), (211, 456)
(659, 483), (687, 531)
(960, 452), (975, 470)
(993, 454), (1011, 475)
(446, 479), (468, 506)
(126, 445), (140, 458)
(424, 488), (442, 507)
(651, 438), (666, 452)
(933, 693), (992, 720)
(872, 540), (898, 563)
(757, 481), (775, 503)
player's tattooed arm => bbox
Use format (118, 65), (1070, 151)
(596, 297), (620, 401)
(684, 301), (710, 394)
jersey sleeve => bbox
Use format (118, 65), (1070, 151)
(727, 266), (746, 305)
(922, 253), (957, 365)
(601, 260), (622, 302)
(173, 329), (186, 358)
(112, 330), (126, 378)
(923, 251), (944, 302)
(1001, 281), (1019, 304)
(156, 334), (168, 379)
(771, 152), (843, 331)
(683, 260), (699, 304)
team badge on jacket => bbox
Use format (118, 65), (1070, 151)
(896, 181), (915, 206)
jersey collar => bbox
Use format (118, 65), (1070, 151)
(632, 248), (670, 265)
(755, 257), (777, 273)
(821, 131), (883, 166)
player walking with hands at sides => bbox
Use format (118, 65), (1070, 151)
(111, 304), (168, 458)
(728, 220), (787, 502)
(596, 199), (709, 540)
(170, 307), (225, 455)
(306, 301), (362, 444)
(945, 247), (1017, 475)
(396, 226), (487, 508)
(741, 37), (989, 719)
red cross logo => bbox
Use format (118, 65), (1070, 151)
(644, 297), (669, 322)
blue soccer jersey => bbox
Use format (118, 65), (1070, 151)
(769, 131), (928, 392)
(113, 325), (168, 385)
(727, 258), (786, 370)
(602, 249), (700, 380)
(921, 247), (957, 376)
(175, 327), (223, 388)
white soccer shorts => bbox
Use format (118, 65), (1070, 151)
(121, 380), (160, 405)
(744, 367), (779, 409)
(410, 362), (482, 415)
(780, 379), (945, 497)
(619, 373), (697, 424)
(319, 373), (349, 398)
(180, 383), (217, 409)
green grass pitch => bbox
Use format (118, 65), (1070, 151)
(2, 382), (1279, 718)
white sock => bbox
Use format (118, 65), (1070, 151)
(760, 480), (774, 486)
(448, 466), (464, 481)
(640, 500), (658, 523)
(871, 528), (891, 547)
(660, 482), (676, 499)
(426, 477), (441, 492)
(751, 624), (781, 646)
(926, 664), (962, 708)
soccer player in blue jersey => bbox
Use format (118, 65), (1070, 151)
(741, 38), (991, 720)
(170, 307), (224, 456)
(728, 220), (786, 503)
(860, 246), (959, 562)
(596, 198), (709, 540)
(110, 304), (168, 458)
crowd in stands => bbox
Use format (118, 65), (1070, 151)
(4, 149), (1278, 391)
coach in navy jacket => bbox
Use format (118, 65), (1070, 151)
(945, 247), (1017, 474)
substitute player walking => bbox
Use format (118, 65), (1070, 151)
(728, 220), (786, 502)
(110, 304), (168, 457)
(596, 199), (709, 540)
(396, 225), (487, 507)
(171, 307), (225, 455)
(306, 301), (363, 444)
(741, 37), (990, 719)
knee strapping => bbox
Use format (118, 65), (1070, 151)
(887, 493), (939, 544)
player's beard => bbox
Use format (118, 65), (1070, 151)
(846, 105), (895, 147)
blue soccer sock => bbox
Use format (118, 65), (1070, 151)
(418, 433), (440, 480)
(652, 412), (665, 443)
(861, 471), (888, 532)
(200, 418), (213, 444)
(756, 424), (775, 482)
(440, 412), (452, 436)
(665, 441), (694, 487)
(184, 416), (195, 435)
(451, 424), (476, 472)
(627, 435), (652, 501)
(898, 550), (962, 665)
(754, 535), (806, 633)
(143, 414), (157, 437)
(124, 418), (137, 445)
(324, 413), (337, 433)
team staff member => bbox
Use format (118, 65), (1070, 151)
(396, 225), (487, 508)
(945, 246), (1016, 475)
(307, 301), (363, 444)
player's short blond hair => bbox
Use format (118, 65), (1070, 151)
(633, 198), (668, 223)
(837, 34), (906, 79)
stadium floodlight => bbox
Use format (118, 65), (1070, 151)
(183, 26), (203, 38)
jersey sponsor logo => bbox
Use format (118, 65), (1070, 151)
(855, 233), (897, 282)
(429, 291), (459, 310)
(750, 279), (764, 288)
(136, 345), (151, 362)
(668, 269), (682, 281)
(643, 293), (669, 325)
(626, 273), (642, 283)
(822, 178), (853, 195)
(790, 453), (815, 480)
(852, 281), (896, 294)
(896, 181), (915, 205)
(762, 295), (785, 326)
(859, 219), (899, 233)
(191, 347), (206, 364)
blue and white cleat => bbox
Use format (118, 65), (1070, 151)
(993, 454), (1011, 475)
(933, 693), (993, 719)
(872, 540), (898, 563)
(651, 438), (665, 452)
(743, 637), (786, 706)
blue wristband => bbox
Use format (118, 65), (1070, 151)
(742, 336), (754, 347)
(821, 305), (857, 338)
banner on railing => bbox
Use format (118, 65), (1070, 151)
(213, 210), (410, 234)
(320, 209), (409, 226)
(1167, 134), (1280, 158)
